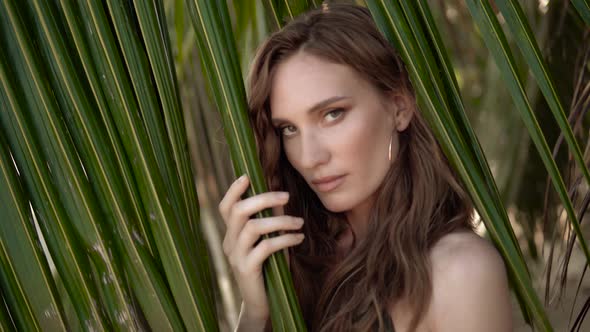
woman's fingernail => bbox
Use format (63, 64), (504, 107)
(278, 192), (289, 200)
(238, 174), (248, 182)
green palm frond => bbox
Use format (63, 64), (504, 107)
(0, 0), (218, 330)
(184, 0), (307, 330)
(0, 2), (111, 328)
(265, 0), (314, 28)
(492, 0), (590, 281)
(572, 0), (590, 26)
(367, 1), (553, 330)
(0, 130), (67, 331)
(0, 289), (15, 331)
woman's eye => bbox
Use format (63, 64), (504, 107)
(277, 109), (343, 137)
(325, 108), (344, 122)
(280, 125), (297, 136)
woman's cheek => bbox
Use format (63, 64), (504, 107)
(343, 117), (377, 157)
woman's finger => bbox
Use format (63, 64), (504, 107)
(225, 191), (290, 245)
(218, 174), (250, 222)
(235, 216), (304, 253)
(246, 233), (305, 270)
(230, 191), (289, 221)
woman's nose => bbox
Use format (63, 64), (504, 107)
(298, 130), (330, 170)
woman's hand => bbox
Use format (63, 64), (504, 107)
(218, 174), (305, 326)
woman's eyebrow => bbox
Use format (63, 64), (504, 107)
(271, 95), (350, 125)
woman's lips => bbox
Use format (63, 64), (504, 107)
(312, 175), (346, 192)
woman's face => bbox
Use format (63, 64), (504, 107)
(270, 51), (412, 213)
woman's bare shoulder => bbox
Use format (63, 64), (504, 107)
(429, 229), (499, 263)
(425, 230), (513, 331)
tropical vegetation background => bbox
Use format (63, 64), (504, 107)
(0, 0), (589, 331)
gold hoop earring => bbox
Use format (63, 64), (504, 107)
(388, 134), (393, 162)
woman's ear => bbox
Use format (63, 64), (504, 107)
(389, 92), (414, 132)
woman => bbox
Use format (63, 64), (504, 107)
(218, 3), (513, 331)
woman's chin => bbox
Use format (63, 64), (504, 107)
(319, 197), (353, 213)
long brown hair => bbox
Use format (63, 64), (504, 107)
(247, 4), (475, 331)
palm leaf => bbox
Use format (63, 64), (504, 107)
(131, 2), (215, 303)
(403, 0), (534, 322)
(234, 0), (269, 78)
(24, 0), (189, 328)
(57, 0), (158, 258)
(0, 2), (114, 329)
(73, 0), (218, 329)
(0, 131), (68, 331)
(104, 0), (190, 239)
(493, 0), (590, 266)
(462, 3), (589, 326)
(263, 0), (314, 29)
(0, 290), (15, 332)
(571, 0), (590, 26)
(0, 0), (218, 329)
(0, 231), (39, 331)
(184, 0), (307, 330)
(367, 1), (552, 330)
(3, 2), (140, 329)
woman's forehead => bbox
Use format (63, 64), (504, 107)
(269, 53), (370, 118)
